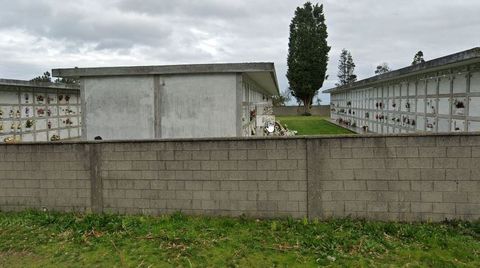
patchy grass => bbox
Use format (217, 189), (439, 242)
(0, 211), (479, 267)
(277, 116), (354, 135)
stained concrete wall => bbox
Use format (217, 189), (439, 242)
(82, 74), (240, 140)
(0, 134), (479, 221)
(160, 74), (238, 139)
(83, 76), (155, 140)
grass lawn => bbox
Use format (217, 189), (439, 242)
(277, 116), (355, 135)
(0, 211), (479, 267)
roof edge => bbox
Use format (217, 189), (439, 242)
(323, 47), (480, 94)
(52, 62), (276, 78)
(0, 78), (80, 90)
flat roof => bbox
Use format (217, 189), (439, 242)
(0, 78), (79, 90)
(323, 47), (480, 94)
(52, 62), (280, 95)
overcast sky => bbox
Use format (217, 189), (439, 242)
(1, 0), (479, 103)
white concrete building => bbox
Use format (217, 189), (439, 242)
(53, 63), (279, 140)
(324, 48), (480, 134)
(0, 79), (81, 142)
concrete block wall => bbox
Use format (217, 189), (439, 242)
(0, 144), (90, 211)
(307, 135), (480, 221)
(0, 134), (478, 221)
(100, 139), (307, 217)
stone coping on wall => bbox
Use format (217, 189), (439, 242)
(1, 131), (480, 146)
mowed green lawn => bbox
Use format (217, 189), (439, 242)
(1, 211), (479, 267)
(277, 116), (354, 135)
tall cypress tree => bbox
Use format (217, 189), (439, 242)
(336, 49), (357, 86)
(287, 2), (330, 115)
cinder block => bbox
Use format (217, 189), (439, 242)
(398, 169), (421, 181)
(447, 147), (471, 158)
(192, 191), (211, 200)
(321, 181), (344, 191)
(140, 151), (157, 160)
(276, 160), (297, 170)
(433, 203), (455, 214)
(174, 151), (192, 161)
(376, 169), (398, 180)
(267, 191), (289, 201)
(238, 200), (257, 210)
(238, 160), (257, 170)
(443, 192), (468, 203)
(388, 181), (410, 191)
(395, 147), (419, 158)
(408, 137), (437, 147)
(376, 191), (399, 202)
(210, 150), (228, 160)
(421, 192), (443, 202)
(191, 151), (210, 160)
(229, 150), (247, 160)
(388, 202), (410, 213)
(418, 147), (446, 158)
(151, 181), (167, 190)
(445, 169), (471, 180)
(385, 137), (408, 147)
(176, 190), (193, 200)
(330, 148), (352, 159)
(134, 180), (150, 189)
(220, 181), (238, 190)
(458, 181), (480, 192)
(288, 191), (305, 201)
(278, 181), (298, 191)
(257, 200), (277, 211)
(341, 159), (363, 169)
(385, 158), (408, 169)
(345, 201), (366, 212)
(185, 181), (203, 190)
(363, 159), (385, 169)
(258, 181), (278, 191)
(407, 158), (433, 168)
(434, 158), (457, 169)
(322, 201), (345, 213)
(354, 169), (376, 180)
(367, 201), (388, 212)
(456, 203), (480, 215)
(167, 181), (185, 190)
(398, 192), (421, 202)
(202, 181), (220, 190)
(420, 169), (446, 181)
(367, 181), (389, 191)
(434, 181), (458, 192)
(352, 148), (374, 158)
(247, 150), (267, 160)
(436, 136), (460, 147)
(157, 151), (174, 160)
(201, 161), (219, 171)
(344, 180), (366, 191)
(287, 149), (305, 160)
(411, 202), (433, 213)
(267, 149), (287, 160)
(267, 170), (288, 180)
(165, 161), (183, 170)
(277, 201), (299, 212)
(331, 191), (354, 201)
(183, 161), (201, 170)
(256, 160), (276, 170)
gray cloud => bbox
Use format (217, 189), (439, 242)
(0, 0), (479, 103)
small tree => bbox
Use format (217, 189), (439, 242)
(375, 63), (390, 75)
(31, 71), (52, 83)
(287, 2), (330, 115)
(412, 51), (425, 65)
(31, 71), (79, 84)
(272, 89), (292, 107)
(336, 49), (357, 86)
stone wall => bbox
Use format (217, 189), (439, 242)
(273, 105), (330, 117)
(0, 134), (479, 221)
